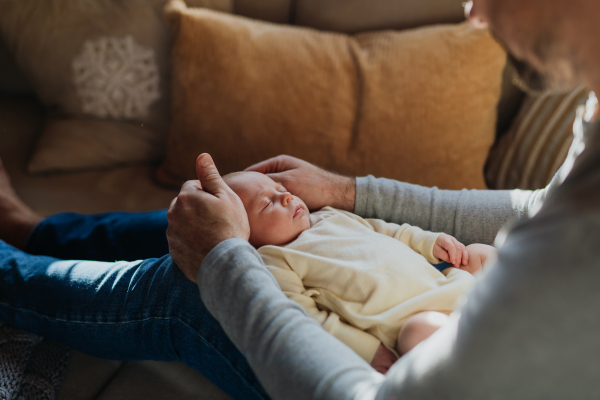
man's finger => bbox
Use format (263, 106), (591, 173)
(196, 154), (228, 196)
(245, 157), (279, 173)
(265, 171), (290, 185)
(169, 196), (178, 210)
(180, 179), (202, 193)
(245, 155), (299, 174)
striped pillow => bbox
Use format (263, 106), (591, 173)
(485, 87), (590, 190)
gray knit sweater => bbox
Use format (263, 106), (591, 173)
(0, 323), (69, 400)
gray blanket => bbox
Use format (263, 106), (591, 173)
(0, 324), (69, 400)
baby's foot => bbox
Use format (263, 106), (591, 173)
(0, 158), (42, 249)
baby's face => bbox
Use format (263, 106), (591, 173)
(225, 172), (311, 248)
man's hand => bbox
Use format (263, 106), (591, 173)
(167, 154), (250, 282)
(433, 234), (469, 268)
(245, 155), (356, 212)
(370, 343), (398, 375)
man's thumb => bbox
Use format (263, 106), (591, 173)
(196, 153), (226, 195)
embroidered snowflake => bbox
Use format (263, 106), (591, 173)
(72, 36), (160, 119)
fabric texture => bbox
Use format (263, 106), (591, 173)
(486, 87), (591, 189)
(158, 0), (506, 190)
(196, 104), (600, 400)
(261, 207), (474, 362)
(0, 323), (69, 400)
(0, 0), (231, 174)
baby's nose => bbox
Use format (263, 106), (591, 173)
(282, 193), (293, 206)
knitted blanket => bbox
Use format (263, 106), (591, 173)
(0, 323), (69, 400)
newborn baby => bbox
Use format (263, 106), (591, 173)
(224, 171), (496, 370)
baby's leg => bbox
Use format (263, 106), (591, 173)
(397, 311), (449, 355)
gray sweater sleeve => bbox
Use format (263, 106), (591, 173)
(354, 175), (560, 245)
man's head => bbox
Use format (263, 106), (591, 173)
(224, 171), (310, 248)
(466, 0), (600, 93)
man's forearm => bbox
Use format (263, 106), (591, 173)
(353, 175), (552, 245)
(198, 239), (384, 400)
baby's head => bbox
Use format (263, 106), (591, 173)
(224, 171), (311, 248)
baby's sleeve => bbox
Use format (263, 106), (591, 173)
(362, 218), (442, 264)
(264, 254), (382, 363)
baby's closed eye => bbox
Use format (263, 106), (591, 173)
(262, 200), (272, 211)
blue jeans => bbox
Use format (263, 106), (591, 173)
(0, 211), (268, 400)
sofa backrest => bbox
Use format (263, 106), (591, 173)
(233, 0), (524, 135)
(0, 0), (523, 134)
(233, 0), (466, 30)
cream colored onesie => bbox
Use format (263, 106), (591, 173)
(259, 207), (475, 362)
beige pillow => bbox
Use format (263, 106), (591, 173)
(27, 119), (164, 173)
(486, 87), (590, 190)
(158, 1), (506, 190)
(0, 0), (231, 173)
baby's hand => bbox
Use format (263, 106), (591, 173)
(433, 234), (468, 268)
(461, 243), (498, 274)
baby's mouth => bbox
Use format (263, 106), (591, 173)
(293, 204), (304, 218)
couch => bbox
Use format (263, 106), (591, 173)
(0, 0), (532, 398)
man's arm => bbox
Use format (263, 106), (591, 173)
(247, 155), (561, 245)
(354, 174), (553, 245)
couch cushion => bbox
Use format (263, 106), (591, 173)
(0, 0), (231, 174)
(294, 0), (524, 135)
(0, 95), (178, 217)
(234, 0), (292, 23)
(295, 0), (465, 33)
(28, 118), (164, 174)
(158, 1), (505, 190)
(57, 351), (124, 400)
(0, 37), (32, 94)
(94, 361), (231, 400)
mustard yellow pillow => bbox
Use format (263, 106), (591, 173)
(158, 0), (506, 189)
